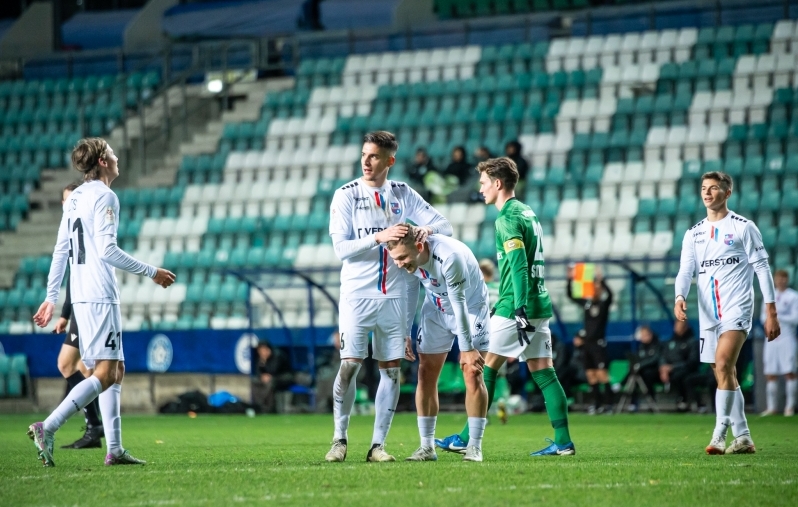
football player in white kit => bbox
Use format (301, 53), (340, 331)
(386, 226), (490, 463)
(760, 269), (798, 416)
(325, 131), (452, 463)
(674, 171), (781, 455)
(30, 138), (175, 467)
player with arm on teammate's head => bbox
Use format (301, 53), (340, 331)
(674, 170), (780, 455)
(436, 157), (575, 457)
(386, 226), (490, 462)
(53, 182), (105, 450)
(29, 138), (176, 468)
(325, 131), (452, 463)
(759, 269), (798, 417)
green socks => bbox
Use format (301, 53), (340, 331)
(458, 365), (498, 443)
(532, 367), (572, 446)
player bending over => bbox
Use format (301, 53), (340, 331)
(436, 157), (574, 456)
(325, 131), (452, 463)
(674, 171), (780, 454)
(387, 226), (489, 462)
(53, 182), (104, 449)
(30, 138), (175, 467)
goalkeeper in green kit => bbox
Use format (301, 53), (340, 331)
(435, 157), (575, 456)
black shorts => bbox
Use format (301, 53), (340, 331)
(62, 318), (80, 349)
(582, 340), (607, 370)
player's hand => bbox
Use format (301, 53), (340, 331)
(53, 317), (69, 334)
(152, 268), (176, 288)
(414, 226), (433, 243)
(460, 349), (484, 374)
(32, 301), (55, 328)
(674, 299), (688, 321)
(404, 336), (416, 361)
(375, 224), (410, 244)
(514, 308), (534, 346)
(764, 314), (781, 342)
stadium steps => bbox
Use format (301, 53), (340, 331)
(0, 169), (76, 287)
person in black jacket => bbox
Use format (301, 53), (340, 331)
(504, 140), (529, 183)
(567, 266), (613, 413)
(252, 341), (295, 413)
(444, 146), (471, 185)
(53, 182), (104, 449)
(659, 320), (700, 412)
(625, 325), (661, 411)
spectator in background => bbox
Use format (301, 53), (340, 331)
(567, 266), (613, 414)
(760, 269), (798, 416)
(625, 325), (661, 412)
(474, 146), (493, 164)
(504, 141), (529, 182)
(659, 319), (700, 412)
(408, 148), (436, 197)
(252, 340), (294, 413)
(444, 146), (472, 185)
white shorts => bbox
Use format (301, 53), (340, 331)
(416, 301), (490, 355)
(72, 302), (124, 369)
(763, 334), (797, 375)
(488, 315), (552, 361)
(699, 318), (752, 364)
(338, 296), (405, 362)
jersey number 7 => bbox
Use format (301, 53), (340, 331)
(68, 218), (86, 265)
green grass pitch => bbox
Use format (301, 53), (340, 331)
(0, 412), (796, 506)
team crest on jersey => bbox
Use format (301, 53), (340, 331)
(724, 234), (734, 246)
(105, 206), (115, 223)
(390, 202), (401, 215)
(429, 277), (440, 287)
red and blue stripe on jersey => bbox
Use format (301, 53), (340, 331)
(419, 269), (445, 312)
(710, 276), (722, 320)
(374, 191), (387, 212)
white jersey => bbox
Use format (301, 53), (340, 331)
(677, 211), (768, 330)
(48, 180), (121, 304)
(412, 235), (488, 313)
(411, 235), (489, 350)
(329, 178), (449, 299)
(761, 288), (798, 342)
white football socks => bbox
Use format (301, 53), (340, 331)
(713, 389), (735, 440)
(729, 387), (751, 438)
(787, 378), (797, 412)
(332, 361), (361, 441)
(99, 383), (123, 457)
(467, 417), (486, 450)
(766, 380), (778, 413)
(371, 367), (400, 446)
(417, 416), (436, 448)
(44, 376), (102, 434)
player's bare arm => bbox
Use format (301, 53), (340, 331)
(763, 302), (781, 342)
(375, 223), (409, 244)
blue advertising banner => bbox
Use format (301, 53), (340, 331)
(0, 327), (338, 378)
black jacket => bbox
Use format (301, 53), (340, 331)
(567, 279), (613, 344)
(635, 334), (661, 371)
(660, 327), (700, 372)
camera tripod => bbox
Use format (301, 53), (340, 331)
(615, 363), (660, 414)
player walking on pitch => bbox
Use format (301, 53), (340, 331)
(53, 182), (105, 450)
(30, 138), (176, 467)
(674, 171), (780, 454)
(325, 131), (452, 463)
(436, 157), (574, 456)
(386, 228), (490, 462)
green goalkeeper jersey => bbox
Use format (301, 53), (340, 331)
(493, 198), (553, 320)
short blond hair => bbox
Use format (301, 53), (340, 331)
(385, 225), (418, 251)
(71, 137), (108, 182)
